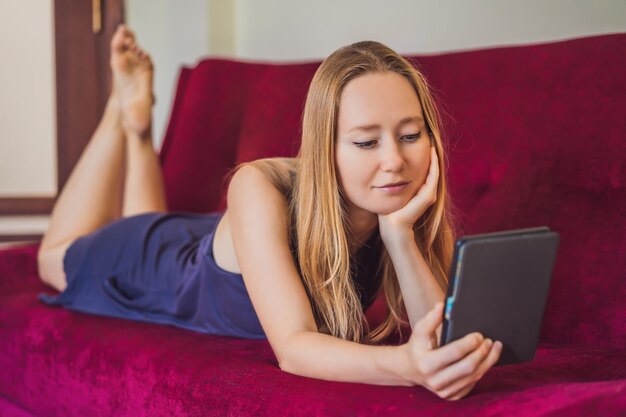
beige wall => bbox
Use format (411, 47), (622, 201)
(0, 1), (56, 197)
(125, 0), (236, 147)
(125, 0), (212, 148)
(234, 0), (625, 60)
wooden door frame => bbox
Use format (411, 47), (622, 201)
(0, 0), (124, 215)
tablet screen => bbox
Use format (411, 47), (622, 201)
(439, 227), (559, 366)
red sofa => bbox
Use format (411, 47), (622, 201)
(1, 33), (624, 416)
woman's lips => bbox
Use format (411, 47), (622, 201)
(375, 182), (409, 193)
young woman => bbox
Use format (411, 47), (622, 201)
(37, 24), (502, 400)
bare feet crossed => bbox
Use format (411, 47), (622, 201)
(110, 24), (155, 139)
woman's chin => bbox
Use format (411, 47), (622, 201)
(367, 200), (412, 216)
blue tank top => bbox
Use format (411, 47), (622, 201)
(39, 212), (383, 339)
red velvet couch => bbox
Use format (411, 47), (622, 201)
(1, 33), (624, 416)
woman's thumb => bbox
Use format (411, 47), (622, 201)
(411, 302), (444, 348)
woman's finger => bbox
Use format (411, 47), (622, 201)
(427, 332), (485, 372)
(436, 341), (502, 400)
(433, 338), (493, 388)
(447, 382), (475, 401)
(440, 358), (494, 400)
(400, 147), (439, 220)
(412, 302), (444, 351)
(413, 147), (439, 208)
(431, 322), (443, 350)
(418, 147), (438, 195)
(424, 146), (439, 191)
(413, 302), (443, 342)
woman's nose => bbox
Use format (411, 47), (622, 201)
(379, 138), (405, 172)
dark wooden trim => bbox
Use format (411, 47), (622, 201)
(54, 0), (125, 192)
(1, 1), (125, 217)
(0, 198), (56, 215)
(1, 2), (124, 217)
(0, 235), (42, 244)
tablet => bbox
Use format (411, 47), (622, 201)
(439, 226), (560, 366)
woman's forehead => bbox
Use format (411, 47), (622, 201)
(337, 72), (423, 132)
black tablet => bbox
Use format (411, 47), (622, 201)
(439, 226), (560, 366)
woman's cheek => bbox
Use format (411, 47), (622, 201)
(414, 167), (429, 191)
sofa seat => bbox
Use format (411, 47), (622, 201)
(1, 244), (625, 416)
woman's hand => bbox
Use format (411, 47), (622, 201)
(378, 146), (439, 243)
(401, 303), (503, 400)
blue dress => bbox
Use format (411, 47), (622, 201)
(39, 212), (383, 339)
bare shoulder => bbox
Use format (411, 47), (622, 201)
(226, 162), (317, 367)
(261, 156), (297, 170)
(228, 162), (291, 208)
(213, 163), (289, 273)
(230, 157), (297, 202)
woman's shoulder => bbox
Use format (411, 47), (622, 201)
(241, 157), (297, 199)
(227, 159), (296, 217)
(226, 158), (297, 246)
(253, 157), (297, 173)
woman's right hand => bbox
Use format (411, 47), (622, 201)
(401, 302), (503, 401)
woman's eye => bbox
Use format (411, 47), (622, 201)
(353, 140), (377, 149)
(352, 131), (422, 149)
(402, 131), (422, 142)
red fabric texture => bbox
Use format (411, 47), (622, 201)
(1, 33), (625, 416)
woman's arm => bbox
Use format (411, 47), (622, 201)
(228, 163), (499, 397)
(228, 165), (413, 386)
(384, 230), (446, 337)
(281, 309), (500, 401)
(227, 165), (319, 366)
(280, 330), (413, 386)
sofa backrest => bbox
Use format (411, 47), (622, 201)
(159, 33), (626, 349)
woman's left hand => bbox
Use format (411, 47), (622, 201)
(378, 146), (439, 242)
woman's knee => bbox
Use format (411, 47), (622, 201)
(37, 242), (70, 292)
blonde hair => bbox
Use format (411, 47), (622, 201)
(227, 41), (458, 345)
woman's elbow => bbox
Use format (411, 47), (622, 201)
(275, 330), (313, 374)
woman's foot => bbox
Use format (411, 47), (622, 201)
(110, 24), (154, 139)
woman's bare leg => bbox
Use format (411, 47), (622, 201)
(122, 131), (167, 216)
(116, 27), (167, 216)
(38, 25), (166, 292)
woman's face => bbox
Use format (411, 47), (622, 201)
(335, 71), (432, 219)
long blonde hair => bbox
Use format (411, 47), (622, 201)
(227, 41), (458, 345)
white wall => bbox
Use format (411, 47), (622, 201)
(0, 1), (56, 196)
(125, 0), (212, 149)
(234, 0), (625, 60)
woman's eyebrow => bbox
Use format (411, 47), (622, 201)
(348, 116), (423, 132)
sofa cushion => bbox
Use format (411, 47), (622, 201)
(159, 59), (267, 213)
(159, 33), (626, 348)
(1, 244), (625, 416)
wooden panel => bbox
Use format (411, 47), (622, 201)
(55, 0), (125, 191)
(5, 0), (124, 216)
(0, 235), (42, 244)
(0, 198), (55, 215)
